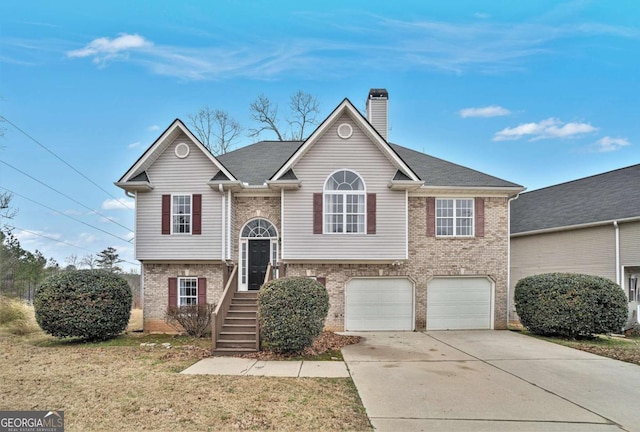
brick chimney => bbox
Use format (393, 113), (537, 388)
(366, 88), (388, 141)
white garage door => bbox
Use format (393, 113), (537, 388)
(427, 277), (492, 330)
(345, 278), (414, 331)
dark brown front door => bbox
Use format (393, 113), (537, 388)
(248, 239), (270, 290)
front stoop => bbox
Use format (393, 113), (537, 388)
(214, 291), (258, 356)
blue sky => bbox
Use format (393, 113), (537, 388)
(1, 0), (638, 271)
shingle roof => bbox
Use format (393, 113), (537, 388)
(215, 139), (521, 189)
(511, 164), (640, 234)
(390, 144), (521, 188)
(216, 141), (302, 185)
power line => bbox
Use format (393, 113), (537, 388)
(0, 186), (133, 244)
(0, 116), (133, 210)
(0, 159), (133, 232)
(5, 224), (139, 267)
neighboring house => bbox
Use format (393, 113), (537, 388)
(116, 89), (523, 345)
(510, 164), (640, 325)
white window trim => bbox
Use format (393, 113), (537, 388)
(171, 193), (192, 235)
(436, 198), (475, 237)
(323, 169), (367, 235)
(177, 277), (198, 306)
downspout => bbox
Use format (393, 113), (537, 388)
(506, 192), (521, 327)
(614, 221), (620, 285)
(280, 188), (285, 262)
(219, 184), (225, 261)
(227, 189), (232, 261)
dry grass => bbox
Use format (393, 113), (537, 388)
(0, 308), (371, 431)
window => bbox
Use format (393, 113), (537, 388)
(436, 199), (474, 236)
(172, 195), (191, 234)
(178, 277), (198, 306)
(324, 170), (365, 234)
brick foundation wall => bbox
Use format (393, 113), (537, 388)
(142, 263), (225, 333)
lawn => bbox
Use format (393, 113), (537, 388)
(538, 334), (640, 365)
(512, 327), (640, 366)
(0, 305), (371, 431)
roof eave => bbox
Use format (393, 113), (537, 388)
(266, 180), (302, 191)
(511, 215), (640, 238)
(114, 181), (153, 192)
(207, 180), (244, 192)
(388, 180), (425, 191)
(411, 185), (525, 196)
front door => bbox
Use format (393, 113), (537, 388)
(248, 239), (270, 290)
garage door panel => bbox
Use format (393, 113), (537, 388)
(427, 277), (492, 330)
(346, 278), (414, 331)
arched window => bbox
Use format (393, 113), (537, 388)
(324, 170), (366, 234)
(241, 218), (278, 238)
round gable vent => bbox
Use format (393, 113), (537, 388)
(175, 142), (190, 159)
(337, 123), (353, 139)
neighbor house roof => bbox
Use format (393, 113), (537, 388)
(511, 164), (640, 235)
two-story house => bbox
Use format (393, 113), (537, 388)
(116, 89), (523, 349)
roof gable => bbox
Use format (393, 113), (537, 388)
(117, 119), (236, 185)
(270, 98), (420, 182)
(511, 164), (640, 234)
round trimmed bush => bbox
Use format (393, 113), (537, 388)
(258, 277), (329, 353)
(514, 273), (627, 338)
(35, 270), (132, 340)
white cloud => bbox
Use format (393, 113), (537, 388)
(66, 33), (152, 65)
(102, 198), (134, 210)
(127, 141), (141, 149)
(493, 118), (598, 141)
(459, 105), (511, 118)
(147, 125), (160, 131)
(60, 15), (639, 80)
(473, 12), (491, 19)
(596, 136), (630, 152)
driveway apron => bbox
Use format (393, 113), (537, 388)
(342, 331), (640, 431)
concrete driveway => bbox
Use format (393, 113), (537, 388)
(342, 331), (640, 431)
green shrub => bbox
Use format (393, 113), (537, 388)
(35, 270), (132, 340)
(258, 277), (329, 353)
(515, 273), (627, 338)
(165, 303), (215, 338)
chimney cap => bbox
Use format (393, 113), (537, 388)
(368, 88), (388, 99)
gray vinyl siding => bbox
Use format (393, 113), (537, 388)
(282, 114), (406, 261)
(367, 99), (388, 140)
(510, 225), (617, 295)
(136, 134), (222, 260)
(621, 221), (640, 266)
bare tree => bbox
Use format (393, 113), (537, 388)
(287, 90), (320, 141)
(80, 254), (97, 270)
(188, 106), (242, 155)
(65, 254), (79, 270)
(0, 191), (15, 220)
(248, 94), (284, 141)
(249, 91), (320, 141)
